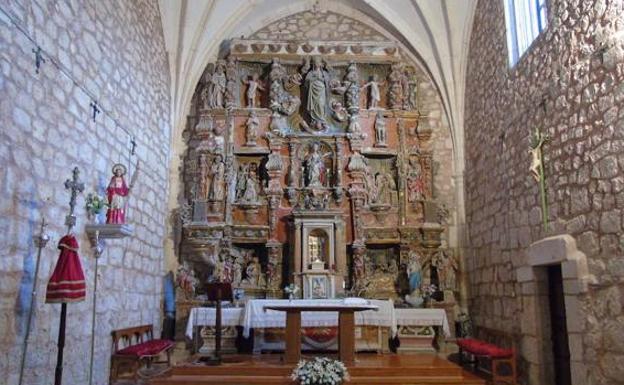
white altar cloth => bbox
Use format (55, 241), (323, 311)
(185, 307), (244, 339)
(395, 308), (451, 337)
(242, 299), (396, 338)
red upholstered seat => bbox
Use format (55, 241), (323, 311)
(117, 339), (174, 357)
(457, 338), (513, 358)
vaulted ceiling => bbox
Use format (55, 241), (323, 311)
(158, 0), (477, 174)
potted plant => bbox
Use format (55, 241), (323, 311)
(85, 193), (109, 224)
(291, 357), (350, 385)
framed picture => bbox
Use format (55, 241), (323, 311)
(309, 276), (328, 299)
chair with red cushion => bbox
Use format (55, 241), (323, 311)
(457, 331), (517, 385)
(110, 324), (174, 384)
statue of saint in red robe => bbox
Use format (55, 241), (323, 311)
(106, 163), (129, 224)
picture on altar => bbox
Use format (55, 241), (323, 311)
(309, 276), (329, 299)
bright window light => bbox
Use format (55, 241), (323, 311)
(503, 0), (548, 67)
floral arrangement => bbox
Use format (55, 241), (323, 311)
(285, 283), (300, 300)
(422, 283), (438, 299)
(85, 193), (108, 217)
(291, 357), (349, 385)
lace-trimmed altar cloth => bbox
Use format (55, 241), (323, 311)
(395, 308), (451, 337)
(185, 307), (244, 339)
(242, 299), (396, 338)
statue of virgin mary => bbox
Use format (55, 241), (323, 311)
(303, 57), (332, 129)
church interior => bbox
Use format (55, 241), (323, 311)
(1, 0), (623, 384)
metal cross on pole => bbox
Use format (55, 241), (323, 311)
(63, 167), (85, 234)
(54, 167), (85, 385)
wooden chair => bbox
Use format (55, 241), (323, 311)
(457, 326), (517, 385)
(109, 324), (174, 384)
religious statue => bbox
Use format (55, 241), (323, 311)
(374, 112), (387, 147)
(245, 111), (259, 146)
(434, 251), (457, 292)
(208, 154), (225, 201)
(304, 142), (329, 187)
(373, 173), (394, 205)
(296, 56), (336, 130)
(207, 60), (226, 108)
(235, 164), (248, 201)
(330, 100), (348, 122)
(405, 68), (419, 110)
(242, 252), (264, 287)
(232, 258), (243, 287)
(241, 164), (260, 203)
(242, 73), (265, 108)
(224, 57), (238, 108)
(106, 162), (139, 224)
(387, 62), (405, 110)
(404, 250), (424, 307)
(343, 62), (360, 113)
(361, 74), (383, 109)
(198, 154), (210, 200)
(352, 248), (366, 288)
(406, 157), (425, 202)
(347, 114), (361, 134)
(176, 262), (198, 299)
(268, 58), (300, 132)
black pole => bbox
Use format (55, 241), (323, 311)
(54, 303), (67, 385)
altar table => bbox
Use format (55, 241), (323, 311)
(395, 308), (450, 353)
(264, 303), (378, 364)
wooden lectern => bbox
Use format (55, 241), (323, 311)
(203, 282), (232, 365)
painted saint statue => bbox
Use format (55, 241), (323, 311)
(106, 163), (138, 224)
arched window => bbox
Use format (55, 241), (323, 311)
(503, 0), (548, 66)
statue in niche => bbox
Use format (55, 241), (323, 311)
(405, 67), (419, 110)
(404, 250), (424, 307)
(242, 73), (265, 108)
(387, 62), (405, 110)
(207, 60), (227, 108)
(235, 164), (249, 200)
(198, 154), (210, 200)
(242, 251), (265, 287)
(304, 142), (330, 188)
(374, 112), (387, 147)
(361, 74), (383, 109)
(208, 154), (225, 201)
(176, 262), (198, 299)
(245, 111), (259, 146)
(225, 57), (239, 108)
(295, 56), (339, 131)
(372, 173), (395, 205)
(343, 62), (360, 113)
(406, 157), (425, 202)
(239, 162), (260, 203)
(434, 250), (457, 292)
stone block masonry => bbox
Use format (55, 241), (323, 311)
(0, 1), (170, 384)
(464, 0), (624, 384)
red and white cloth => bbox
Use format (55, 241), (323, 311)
(45, 234), (86, 303)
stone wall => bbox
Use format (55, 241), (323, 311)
(464, 0), (624, 384)
(0, 1), (170, 384)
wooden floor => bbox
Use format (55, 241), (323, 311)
(148, 353), (486, 385)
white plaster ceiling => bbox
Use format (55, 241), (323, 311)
(158, 0), (477, 175)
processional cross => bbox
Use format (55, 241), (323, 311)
(64, 166), (85, 233)
(529, 127), (550, 231)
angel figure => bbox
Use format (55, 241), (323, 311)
(242, 73), (266, 108)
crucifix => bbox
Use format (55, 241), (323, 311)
(64, 167), (85, 233)
(529, 127), (550, 231)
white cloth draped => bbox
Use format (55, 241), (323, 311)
(395, 308), (451, 337)
(185, 299), (449, 340)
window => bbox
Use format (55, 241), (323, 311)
(503, 0), (548, 66)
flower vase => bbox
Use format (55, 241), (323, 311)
(93, 211), (106, 225)
(288, 292), (294, 302)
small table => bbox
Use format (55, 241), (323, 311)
(264, 304), (378, 365)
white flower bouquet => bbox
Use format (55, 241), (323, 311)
(291, 357), (350, 385)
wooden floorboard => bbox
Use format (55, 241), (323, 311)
(146, 353), (486, 385)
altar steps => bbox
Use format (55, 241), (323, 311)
(148, 354), (486, 385)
